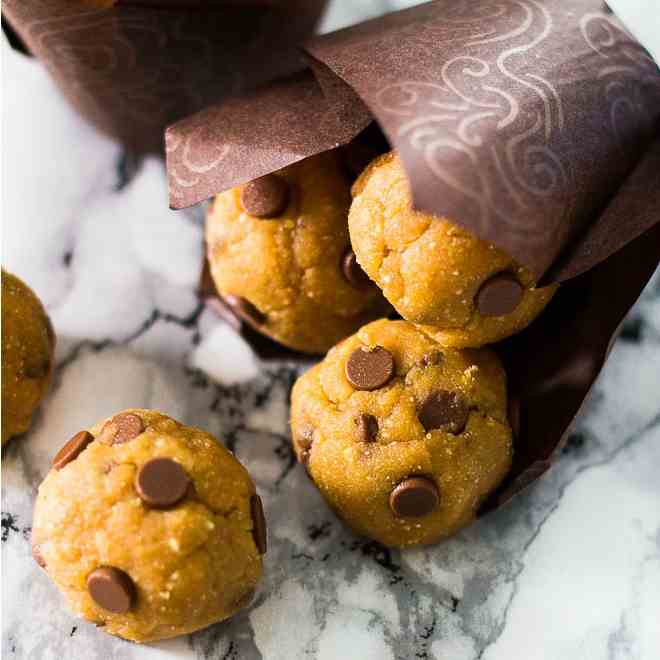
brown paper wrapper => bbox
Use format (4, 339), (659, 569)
(2, 0), (326, 152)
(486, 178), (660, 509)
(167, 0), (659, 280)
(166, 69), (372, 208)
(167, 0), (660, 507)
(304, 0), (660, 283)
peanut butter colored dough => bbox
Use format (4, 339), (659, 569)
(32, 409), (265, 643)
(290, 320), (512, 547)
(348, 152), (558, 348)
(206, 152), (389, 354)
(1, 269), (55, 444)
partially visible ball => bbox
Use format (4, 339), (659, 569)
(2, 269), (55, 444)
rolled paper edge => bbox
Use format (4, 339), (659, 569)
(166, 67), (371, 209)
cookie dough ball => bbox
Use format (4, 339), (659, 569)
(32, 410), (266, 642)
(206, 151), (389, 354)
(290, 320), (512, 547)
(1, 269), (55, 444)
(348, 152), (557, 347)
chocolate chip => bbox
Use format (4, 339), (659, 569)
(355, 414), (378, 442)
(87, 567), (135, 614)
(104, 413), (144, 445)
(32, 543), (46, 569)
(419, 391), (470, 434)
(52, 431), (94, 470)
(135, 458), (191, 508)
(421, 351), (443, 367)
(223, 294), (266, 326)
(250, 494), (267, 555)
(475, 273), (524, 317)
(240, 175), (289, 218)
(389, 477), (439, 518)
(341, 249), (372, 290)
(345, 346), (394, 390)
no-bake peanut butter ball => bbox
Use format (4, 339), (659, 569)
(290, 319), (513, 547)
(2, 269), (55, 444)
(32, 409), (266, 643)
(348, 152), (557, 348)
(206, 151), (389, 354)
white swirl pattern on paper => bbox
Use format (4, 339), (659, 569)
(167, 128), (231, 195)
(182, 131), (230, 175)
(374, 0), (658, 248)
(21, 8), (222, 134)
(581, 13), (659, 146)
(5, 0), (302, 155)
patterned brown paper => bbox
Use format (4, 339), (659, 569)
(2, 0), (326, 152)
(305, 0), (660, 282)
(166, 70), (372, 208)
(167, 0), (660, 280)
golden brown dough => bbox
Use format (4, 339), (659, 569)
(290, 319), (513, 547)
(1, 269), (55, 444)
(32, 409), (266, 643)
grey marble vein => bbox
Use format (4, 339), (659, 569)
(2, 1), (660, 658)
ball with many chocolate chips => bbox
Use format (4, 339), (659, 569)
(1, 269), (55, 444)
(205, 151), (390, 354)
(348, 152), (558, 348)
(290, 320), (513, 547)
(31, 409), (266, 642)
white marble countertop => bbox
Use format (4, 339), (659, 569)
(2, 2), (660, 659)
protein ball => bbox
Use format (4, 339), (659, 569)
(206, 151), (389, 354)
(348, 152), (557, 347)
(290, 320), (512, 547)
(32, 409), (266, 642)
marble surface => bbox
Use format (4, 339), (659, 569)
(2, 2), (660, 659)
